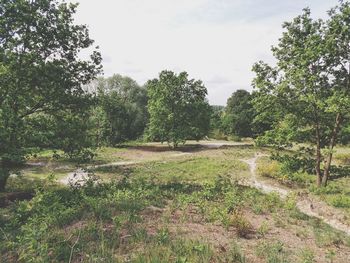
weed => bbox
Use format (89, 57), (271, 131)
(298, 248), (315, 263)
(325, 249), (336, 263)
(156, 227), (170, 244)
(334, 153), (350, 165)
(229, 212), (253, 238)
(228, 241), (246, 263)
(256, 240), (290, 263)
(257, 160), (281, 179)
(311, 219), (346, 248)
(257, 221), (270, 237)
(328, 194), (350, 208)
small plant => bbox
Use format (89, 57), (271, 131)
(229, 241), (246, 263)
(252, 202), (264, 214)
(283, 193), (297, 210)
(312, 223), (344, 248)
(263, 192), (282, 213)
(298, 248), (315, 263)
(256, 240), (289, 263)
(257, 160), (281, 179)
(132, 227), (149, 243)
(325, 249), (336, 263)
(328, 194), (350, 208)
(257, 221), (270, 237)
(334, 153), (350, 165)
(229, 212), (253, 238)
(156, 227), (170, 244)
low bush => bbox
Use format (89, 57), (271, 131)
(229, 212), (253, 238)
(256, 240), (289, 263)
(334, 153), (350, 165)
(327, 195), (350, 208)
(257, 160), (281, 179)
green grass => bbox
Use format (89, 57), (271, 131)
(255, 240), (290, 263)
(92, 147), (126, 164)
(130, 157), (249, 184)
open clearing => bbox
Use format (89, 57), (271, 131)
(1, 141), (350, 262)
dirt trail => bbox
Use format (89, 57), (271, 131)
(241, 154), (350, 236)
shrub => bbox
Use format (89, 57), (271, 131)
(257, 160), (281, 179)
(229, 212), (253, 238)
(156, 228), (170, 244)
(256, 240), (289, 263)
(328, 195), (350, 208)
(229, 241), (246, 263)
(335, 153), (350, 165)
(257, 221), (270, 237)
(298, 248), (315, 263)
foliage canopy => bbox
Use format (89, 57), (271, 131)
(147, 70), (211, 147)
(0, 0), (102, 190)
(252, 1), (350, 186)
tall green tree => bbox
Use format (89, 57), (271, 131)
(0, 0), (102, 190)
(252, 1), (350, 187)
(95, 74), (148, 145)
(147, 70), (210, 147)
(222, 89), (255, 137)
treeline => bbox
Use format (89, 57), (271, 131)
(86, 77), (259, 149)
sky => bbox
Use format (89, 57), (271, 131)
(74, 0), (340, 105)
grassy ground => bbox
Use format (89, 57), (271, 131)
(1, 143), (350, 262)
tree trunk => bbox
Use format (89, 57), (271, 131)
(322, 113), (342, 187)
(0, 168), (10, 192)
(315, 125), (322, 187)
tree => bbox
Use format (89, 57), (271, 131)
(0, 0), (102, 191)
(252, 1), (350, 187)
(95, 74), (148, 145)
(147, 70), (211, 147)
(222, 90), (255, 137)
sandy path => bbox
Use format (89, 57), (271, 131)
(241, 154), (350, 236)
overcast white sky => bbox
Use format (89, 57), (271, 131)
(74, 0), (339, 105)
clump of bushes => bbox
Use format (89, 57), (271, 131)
(257, 153), (315, 187)
(256, 160), (281, 179)
(327, 195), (350, 208)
